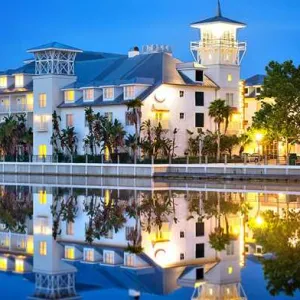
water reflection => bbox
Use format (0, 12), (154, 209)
(0, 184), (299, 299)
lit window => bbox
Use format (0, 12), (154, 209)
(39, 241), (47, 256)
(65, 247), (75, 260)
(84, 249), (94, 262)
(228, 266), (233, 274)
(103, 87), (114, 100)
(125, 112), (134, 126)
(15, 75), (24, 88)
(38, 145), (47, 158)
(66, 222), (74, 235)
(105, 112), (113, 122)
(38, 115), (48, 131)
(66, 114), (74, 127)
(0, 76), (7, 88)
(0, 257), (7, 270)
(39, 94), (47, 108)
(125, 254), (135, 267)
(124, 86), (135, 99)
(227, 74), (233, 82)
(155, 112), (163, 121)
(64, 90), (75, 102)
(15, 259), (24, 273)
(104, 251), (114, 264)
(38, 190), (47, 204)
(83, 89), (94, 101)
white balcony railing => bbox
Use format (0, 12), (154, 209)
(11, 103), (33, 112)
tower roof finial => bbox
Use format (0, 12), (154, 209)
(217, 0), (222, 17)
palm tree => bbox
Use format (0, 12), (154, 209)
(126, 98), (143, 160)
(61, 127), (78, 156)
(84, 107), (96, 155)
(209, 99), (232, 162)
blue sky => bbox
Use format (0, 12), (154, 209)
(1, 0), (299, 78)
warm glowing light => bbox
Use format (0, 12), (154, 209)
(255, 133), (263, 142)
(155, 249), (166, 266)
(39, 241), (47, 256)
(26, 237), (34, 254)
(104, 189), (110, 205)
(15, 74), (24, 88)
(256, 216), (264, 226)
(227, 74), (233, 82)
(39, 190), (47, 204)
(65, 247), (75, 260)
(0, 76), (7, 88)
(228, 266), (233, 274)
(64, 90), (75, 102)
(105, 147), (110, 161)
(39, 93), (46, 108)
(209, 288), (213, 296)
(0, 257), (7, 270)
(38, 145), (47, 158)
(15, 259), (24, 273)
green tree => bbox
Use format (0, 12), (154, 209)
(252, 61), (300, 155)
(220, 135), (239, 158)
(126, 98), (143, 160)
(250, 209), (300, 296)
(209, 99), (232, 162)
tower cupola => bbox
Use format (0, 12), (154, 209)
(27, 42), (82, 76)
(190, 0), (246, 66)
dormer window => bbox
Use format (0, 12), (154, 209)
(83, 89), (94, 101)
(124, 86), (135, 100)
(64, 90), (75, 102)
(0, 76), (7, 88)
(103, 87), (114, 101)
(195, 70), (204, 82)
(15, 74), (24, 88)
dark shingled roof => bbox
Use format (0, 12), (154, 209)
(245, 74), (265, 86)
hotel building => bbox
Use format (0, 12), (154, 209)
(0, 1), (247, 157)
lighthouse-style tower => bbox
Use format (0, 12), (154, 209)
(190, 0), (246, 128)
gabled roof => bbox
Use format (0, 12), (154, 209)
(245, 74), (265, 87)
(58, 52), (218, 109)
(27, 42), (82, 53)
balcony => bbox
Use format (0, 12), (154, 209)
(11, 103), (33, 113)
(0, 105), (10, 113)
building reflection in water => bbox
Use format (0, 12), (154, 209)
(0, 184), (298, 299)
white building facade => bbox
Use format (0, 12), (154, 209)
(0, 2), (246, 158)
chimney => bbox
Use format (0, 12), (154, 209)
(128, 46), (140, 58)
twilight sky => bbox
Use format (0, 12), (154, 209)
(1, 0), (299, 78)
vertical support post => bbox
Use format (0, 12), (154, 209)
(186, 156), (189, 165)
(101, 154), (104, 164)
(151, 155), (154, 165)
(224, 154), (228, 165)
(205, 155), (208, 164)
(168, 155), (172, 164)
(117, 154), (120, 164)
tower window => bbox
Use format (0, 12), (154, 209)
(195, 113), (204, 128)
(226, 93), (234, 107)
(179, 112), (185, 120)
(179, 91), (184, 97)
(195, 70), (204, 82)
(227, 74), (233, 82)
(180, 231), (185, 238)
(39, 241), (47, 256)
(195, 92), (204, 106)
(196, 222), (205, 237)
(39, 94), (47, 108)
(196, 268), (204, 280)
(180, 253), (185, 260)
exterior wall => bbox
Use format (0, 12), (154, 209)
(33, 75), (76, 156)
(142, 84), (217, 155)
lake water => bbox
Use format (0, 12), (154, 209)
(0, 176), (299, 299)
